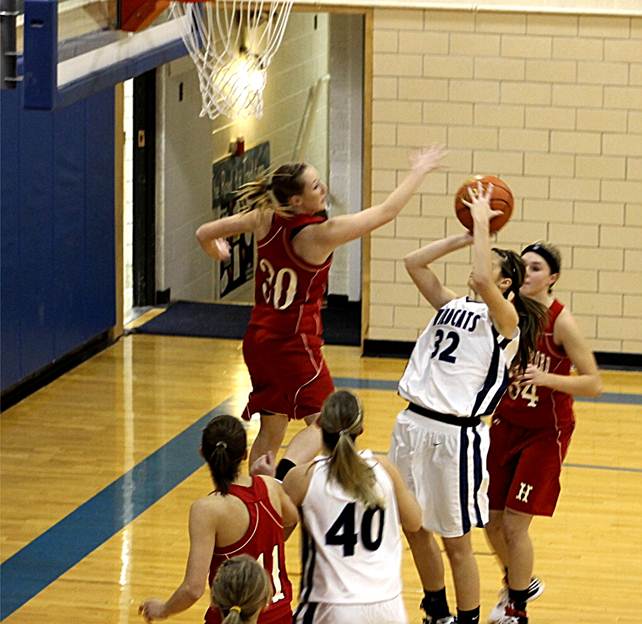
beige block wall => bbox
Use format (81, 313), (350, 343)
(369, 8), (642, 354)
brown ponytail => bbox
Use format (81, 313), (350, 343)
(211, 555), (271, 623)
(492, 248), (548, 372)
(320, 390), (384, 509)
(201, 415), (247, 495)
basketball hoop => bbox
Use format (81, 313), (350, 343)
(169, 0), (294, 119)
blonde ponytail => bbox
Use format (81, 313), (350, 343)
(320, 390), (384, 509)
(212, 555), (271, 623)
(234, 162), (308, 217)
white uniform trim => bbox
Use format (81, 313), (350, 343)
(389, 409), (490, 537)
(398, 296), (519, 418)
(294, 451), (403, 613)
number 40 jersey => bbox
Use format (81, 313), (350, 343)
(399, 296), (520, 419)
(296, 451), (402, 607)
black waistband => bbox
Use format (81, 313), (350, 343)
(407, 403), (481, 428)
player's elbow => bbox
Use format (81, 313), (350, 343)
(195, 225), (209, 244)
(404, 253), (427, 276)
(401, 502), (423, 534)
(182, 582), (205, 602)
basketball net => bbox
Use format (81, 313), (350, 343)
(169, 0), (293, 119)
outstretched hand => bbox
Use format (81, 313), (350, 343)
(409, 144), (448, 175)
(462, 180), (503, 222)
(519, 363), (549, 387)
(210, 238), (231, 261)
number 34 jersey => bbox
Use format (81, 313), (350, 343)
(399, 296), (520, 418)
(249, 211), (331, 338)
(297, 451), (402, 605)
(496, 299), (574, 430)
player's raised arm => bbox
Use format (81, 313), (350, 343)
(404, 233), (473, 311)
(293, 145), (446, 265)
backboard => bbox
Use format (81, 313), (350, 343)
(5, 0), (187, 109)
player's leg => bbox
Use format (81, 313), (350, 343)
(389, 410), (454, 623)
(404, 528), (453, 622)
(442, 533), (480, 622)
(502, 509), (534, 591)
(485, 415), (516, 573)
(485, 510), (509, 568)
(249, 412), (289, 467)
(274, 412), (321, 480)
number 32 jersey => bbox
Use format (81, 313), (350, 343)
(399, 296), (519, 418)
(249, 211), (331, 337)
(296, 451), (402, 607)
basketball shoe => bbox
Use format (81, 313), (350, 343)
(487, 577), (544, 624)
(422, 617), (456, 624)
(495, 602), (528, 624)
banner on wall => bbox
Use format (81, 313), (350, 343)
(212, 142), (270, 300)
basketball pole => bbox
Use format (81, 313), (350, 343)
(0, 0), (21, 90)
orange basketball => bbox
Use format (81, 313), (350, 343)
(454, 175), (514, 233)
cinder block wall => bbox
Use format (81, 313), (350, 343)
(369, 8), (642, 354)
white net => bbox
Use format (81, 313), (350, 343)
(169, 0), (294, 119)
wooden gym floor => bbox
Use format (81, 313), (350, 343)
(1, 333), (641, 623)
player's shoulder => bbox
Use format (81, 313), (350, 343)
(283, 461), (316, 504)
(553, 304), (579, 338)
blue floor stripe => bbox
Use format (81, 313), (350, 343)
(334, 377), (642, 405)
(0, 399), (233, 620)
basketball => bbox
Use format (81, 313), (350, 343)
(454, 175), (514, 233)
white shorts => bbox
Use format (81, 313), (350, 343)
(294, 594), (407, 624)
(388, 408), (490, 538)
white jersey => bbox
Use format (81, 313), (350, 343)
(296, 450), (402, 608)
(399, 296), (519, 418)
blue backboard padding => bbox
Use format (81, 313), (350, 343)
(56, 40), (188, 109)
(22, 0), (187, 110)
(0, 84), (116, 393)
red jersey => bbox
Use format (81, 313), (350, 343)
(204, 477), (292, 624)
(496, 299), (574, 429)
(249, 211), (331, 338)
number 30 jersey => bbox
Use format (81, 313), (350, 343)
(399, 296), (519, 418)
(249, 211), (331, 337)
(296, 451), (402, 607)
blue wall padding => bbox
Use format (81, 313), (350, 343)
(0, 84), (115, 393)
(1, 89), (23, 389)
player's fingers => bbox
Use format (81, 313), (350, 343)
(486, 182), (494, 198)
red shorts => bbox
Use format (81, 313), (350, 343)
(487, 415), (574, 516)
(242, 326), (334, 421)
